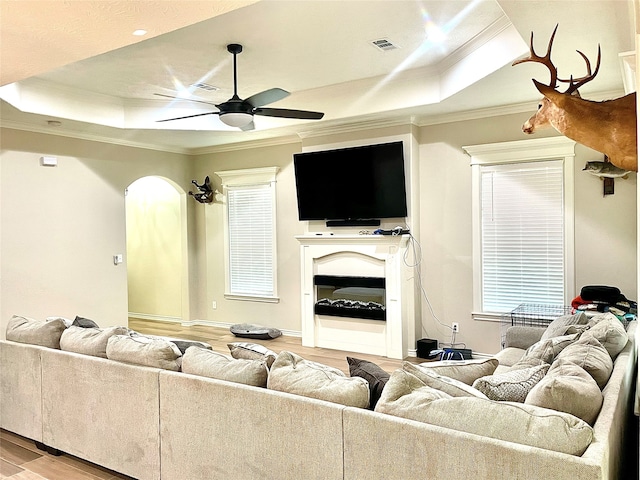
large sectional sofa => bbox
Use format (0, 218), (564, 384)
(0, 312), (637, 480)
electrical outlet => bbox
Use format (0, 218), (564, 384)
(452, 322), (459, 333)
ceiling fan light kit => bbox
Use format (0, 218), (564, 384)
(220, 112), (253, 127)
(157, 43), (324, 130)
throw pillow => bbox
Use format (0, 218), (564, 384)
(585, 312), (628, 359)
(228, 342), (277, 368)
(6, 315), (68, 349)
(267, 351), (369, 408)
(525, 359), (603, 425)
(182, 347), (268, 387)
(60, 325), (130, 358)
(522, 333), (578, 363)
(540, 312), (588, 340)
(347, 357), (391, 409)
(409, 358), (499, 385)
(72, 316), (100, 328)
(46, 316), (73, 328)
(402, 362), (487, 398)
(106, 334), (182, 371)
(375, 369), (452, 413)
(375, 368), (593, 457)
(472, 364), (549, 402)
(230, 323), (282, 340)
(555, 335), (613, 389)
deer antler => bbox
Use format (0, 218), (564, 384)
(512, 24), (559, 89)
(558, 47), (601, 94)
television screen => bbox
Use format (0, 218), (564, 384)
(293, 141), (407, 222)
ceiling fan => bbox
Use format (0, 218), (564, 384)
(156, 43), (324, 130)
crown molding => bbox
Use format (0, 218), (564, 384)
(0, 119), (192, 155)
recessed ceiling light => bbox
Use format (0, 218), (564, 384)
(132, 29), (147, 36)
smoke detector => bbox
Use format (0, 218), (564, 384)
(370, 38), (399, 52)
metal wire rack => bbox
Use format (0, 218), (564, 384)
(500, 303), (572, 348)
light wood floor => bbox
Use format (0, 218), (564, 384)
(128, 317), (425, 374)
(0, 318), (424, 479)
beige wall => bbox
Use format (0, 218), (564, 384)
(418, 113), (637, 354)
(191, 142), (304, 332)
(1, 116), (636, 355)
(0, 128), (195, 336)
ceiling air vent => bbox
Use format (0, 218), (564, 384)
(370, 38), (399, 52)
(191, 82), (219, 92)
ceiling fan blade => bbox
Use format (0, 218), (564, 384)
(254, 107), (324, 120)
(157, 111), (219, 122)
(240, 120), (255, 131)
(245, 88), (290, 108)
(154, 93), (219, 107)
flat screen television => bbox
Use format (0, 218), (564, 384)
(293, 141), (407, 226)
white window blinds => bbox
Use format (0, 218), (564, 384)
(227, 183), (275, 298)
(480, 160), (565, 313)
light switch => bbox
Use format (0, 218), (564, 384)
(113, 254), (123, 265)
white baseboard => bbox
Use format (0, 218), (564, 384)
(128, 312), (183, 323)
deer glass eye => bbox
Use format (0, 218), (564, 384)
(537, 103), (543, 110)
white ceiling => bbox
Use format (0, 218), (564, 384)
(0, 0), (635, 153)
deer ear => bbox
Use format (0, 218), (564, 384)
(532, 79), (565, 105)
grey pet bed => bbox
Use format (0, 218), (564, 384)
(230, 323), (282, 340)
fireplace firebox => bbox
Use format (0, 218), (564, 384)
(314, 275), (386, 321)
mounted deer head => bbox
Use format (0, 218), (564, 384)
(513, 25), (637, 172)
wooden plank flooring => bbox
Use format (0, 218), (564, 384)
(128, 318), (424, 374)
(1, 318), (423, 479)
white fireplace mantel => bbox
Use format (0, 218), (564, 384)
(295, 234), (415, 359)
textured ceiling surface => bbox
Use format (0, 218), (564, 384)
(0, 0), (635, 152)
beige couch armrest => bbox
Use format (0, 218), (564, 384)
(503, 326), (545, 349)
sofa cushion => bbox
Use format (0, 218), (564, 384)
(472, 364), (549, 402)
(410, 358), (499, 385)
(540, 312), (588, 340)
(6, 315), (67, 349)
(230, 323), (282, 340)
(60, 325), (130, 358)
(375, 369), (593, 457)
(525, 359), (602, 425)
(346, 357), (390, 409)
(106, 334), (182, 371)
(182, 347), (268, 387)
(46, 316), (73, 328)
(555, 335), (613, 389)
(268, 351), (369, 408)
(228, 342), (277, 368)
(72, 316), (100, 328)
(402, 362), (487, 398)
(585, 312), (628, 359)
(522, 333), (578, 363)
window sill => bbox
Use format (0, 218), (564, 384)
(471, 312), (504, 323)
(224, 293), (280, 304)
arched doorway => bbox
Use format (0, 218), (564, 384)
(125, 176), (189, 323)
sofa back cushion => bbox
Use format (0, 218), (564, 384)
(585, 313), (629, 359)
(6, 315), (67, 349)
(60, 325), (130, 358)
(375, 368), (593, 456)
(228, 342), (277, 368)
(182, 347), (268, 387)
(402, 362), (487, 398)
(555, 335), (613, 389)
(525, 359), (602, 425)
(268, 351), (369, 408)
(106, 334), (182, 371)
(409, 358), (499, 385)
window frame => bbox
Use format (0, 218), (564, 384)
(464, 137), (576, 322)
(216, 167), (279, 303)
